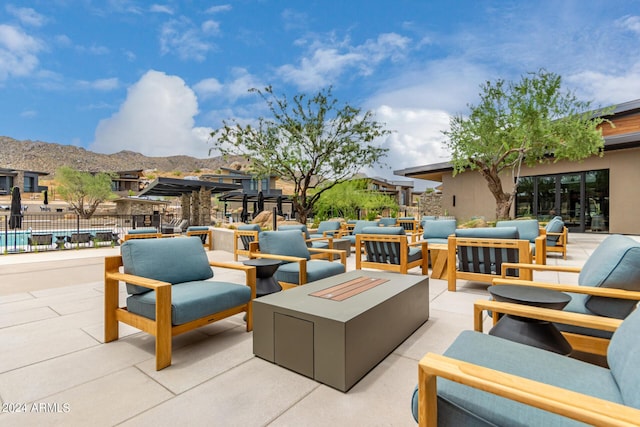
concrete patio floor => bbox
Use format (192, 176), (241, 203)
(0, 233), (615, 426)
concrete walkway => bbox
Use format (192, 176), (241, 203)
(0, 234), (612, 426)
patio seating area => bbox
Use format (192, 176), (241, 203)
(0, 232), (632, 425)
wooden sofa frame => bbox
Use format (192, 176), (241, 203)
(233, 229), (259, 261)
(186, 228), (213, 250)
(355, 233), (428, 275)
(447, 236), (533, 291)
(104, 256), (256, 370)
(540, 226), (568, 259)
(416, 299), (639, 427)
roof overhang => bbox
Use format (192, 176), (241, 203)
(138, 177), (241, 197)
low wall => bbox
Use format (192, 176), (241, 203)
(211, 227), (235, 253)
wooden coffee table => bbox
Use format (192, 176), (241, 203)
(253, 270), (429, 391)
(428, 243), (448, 279)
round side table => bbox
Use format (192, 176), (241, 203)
(242, 259), (282, 297)
(488, 284), (572, 355)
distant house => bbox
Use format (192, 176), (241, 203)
(394, 98), (640, 234)
(110, 170), (145, 194)
(0, 168), (49, 195)
(367, 176), (415, 208)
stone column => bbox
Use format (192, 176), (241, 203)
(191, 190), (199, 226)
(181, 193), (190, 221)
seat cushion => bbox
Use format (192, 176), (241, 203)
(496, 219), (539, 243)
(127, 228), (158, 235)
(121, 237), (213, 295)
(259, 230), (311, 260)
(411, 330), (622, 425)
(126, 280), (251, 325)
(275, 260), (345, 285)
(579, 235), (640, 318)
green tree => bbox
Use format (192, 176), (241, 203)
(56, 166), (116, 218)
(444, 69), (612, 219)
(210, 86), (390, 224)
(313, 179), (398, 220)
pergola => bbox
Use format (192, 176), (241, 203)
(138, 177), (241, 226)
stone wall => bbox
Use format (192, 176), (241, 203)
(419, 192), (443, 216)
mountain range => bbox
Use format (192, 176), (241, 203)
(0, 136), (238, 175)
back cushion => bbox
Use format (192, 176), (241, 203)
(317, 221), (341, 233)
(278, 224), (310, 239)
(127, 228), (158, 235)
(361, 226), (405, 235)
(545, 218), (564, 244)
(121, 237), (213, 295)
(455, 227), (519, 239)
(579, 235), (640, 318)
(352, 220), (379, 234)
(423, 219), (456, 240)
(378, 218), (397, 226)
(237, 224), (261, 232)
(496, 219), (539, 243)
(607, 307), (640, 409)
(259, 230), (311, 260)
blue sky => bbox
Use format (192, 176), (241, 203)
(1, 1), (639, 186)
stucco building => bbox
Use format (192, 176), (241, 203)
(395, 99), (640, 234)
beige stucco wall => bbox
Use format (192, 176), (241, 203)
(441, 146), (640, 234)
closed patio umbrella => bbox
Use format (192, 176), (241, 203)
(257, 191), (264, 213)
(43, 190), (49, 205)
(241, 194), (249, 223)
(276, 196), (283, 216)
(9, 187), (22, 230)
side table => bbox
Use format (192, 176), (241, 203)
(488, 284), (572, 355)
(242, 259), (282, 297)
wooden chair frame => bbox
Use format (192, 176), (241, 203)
(354, 233), (428, 275)
(540, 226), (568, 259)
(233, 229), (259, 261)
(493, 262), (640, 355)
(248, 241), (347, 289)
(417, 299), (638, 427)
(186, 228), (213, 250)
(123, 232), (162, 241)
(104, 256), (256, 370)
(447, 236), (533, 292)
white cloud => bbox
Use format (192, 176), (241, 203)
(77, 77), (120, 91)
(567, 63), (640, 106)
(150, 4), (173, 15)
(205, 5), (232, 14)
(0, 24), (43, 80)
(193, 77), (223, 99)
(201, 20), (220, 35)
(617, 15), (640, 34)
(5, 4), (46, 27)
(160, 17), (214, 61)
(226, 68), (265, 101)
(363, 105), (451, 184)
(277, 32), (411, 90)
(90, 70), (212, 157)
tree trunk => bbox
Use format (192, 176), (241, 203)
(478, 169), (513, 220)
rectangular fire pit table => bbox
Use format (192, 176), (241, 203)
(253, 270), (429, 391)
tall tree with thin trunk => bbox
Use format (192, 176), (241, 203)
(56, 166), (116, 219)
(210, 86), (390, 224)
(444, 69), (612, 219)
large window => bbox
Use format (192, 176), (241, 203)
(515, 170), (609, 232)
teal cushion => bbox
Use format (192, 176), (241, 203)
(361, 226), (405, 235)
(259, 230), (311, 260)
(556, 293), (613, 339)
(425, 238), (448, 244)
(607, 307), (640, 409)
(126, 280), (251, 325)
(496, 219), (539, 243)
(545, 218), (564, 245)
(315, 221), (341, 234)
(278, 224), (311, 239)
(127, 228), (158, 235)
(121, 237), (213, 295)
(378, 218), (397, 226)
(455, 227), (519, 239)
(422, 219), (456, 240)
(275, 260), (345, 285)
(352, 220), (379, 234)
(579, 235), (640, 318)
(186, 226), (209, 232)
(412, 330), (622, 425)
(237, 224), (261, 232)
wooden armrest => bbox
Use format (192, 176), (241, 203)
(408, 240), (428, 249)
(105, 271), (170, 291)
(501, 262), (581, 277)
(248, 252), (305, 263)
(309, 247), (347, 265)
(418, 352), (640, 427)
(492, 278), (640, 300)
(473, 299), (622, 333)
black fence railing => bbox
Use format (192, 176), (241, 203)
(0, 213), (170, 254)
